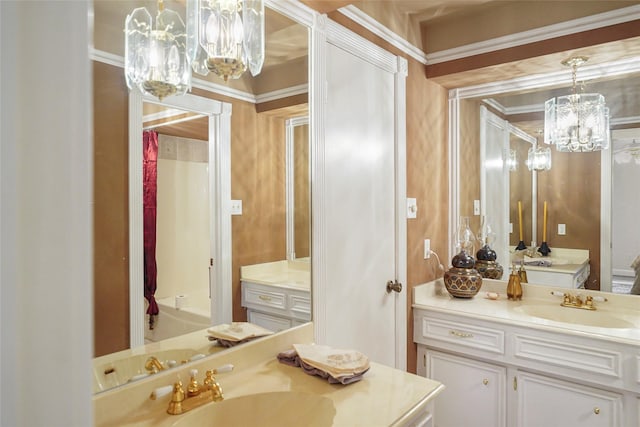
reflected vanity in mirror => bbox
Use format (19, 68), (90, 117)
(240, 115), (311, 332)
(450, 55), (640, 295)
(92, 0), (313, 394)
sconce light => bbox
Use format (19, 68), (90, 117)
(187, 0), (265, 82)
(507, 149), (518, 172)
(544, 56), (610, 152)
(124, 0), (191, 100)
(614, 139), (640, 165)
(527, 146), (552, 171)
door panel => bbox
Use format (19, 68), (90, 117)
(322, 42), (398, 366)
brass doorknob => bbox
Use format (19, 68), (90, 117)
(386, 280), (402, 293)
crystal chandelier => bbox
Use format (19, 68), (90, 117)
(526, 146), (552, 171)
(544, 56), (610, 152)
(124, 0), (191, 100)
(187, 0), (265, 81)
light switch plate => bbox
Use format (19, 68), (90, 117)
(231, 200), (243, 215)
(407, 198), (417, 219)
(473, 200), (480, 215)
(558, 223), (566, 235)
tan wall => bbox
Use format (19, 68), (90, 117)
(294, 124), (310, 259)
(509, 138), (534, 247)
(537, 151), (601, 289)
(93, 63), (292, 357)
(93, 61), (130, 357)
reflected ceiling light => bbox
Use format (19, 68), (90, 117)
(527, 146), (552, 171)
(187, 0), (265, 82)
(614, 139), (640, 165)
(507, 149), (518, 172)
(125, 0), (191, 100)
(544, 56), (610, 152)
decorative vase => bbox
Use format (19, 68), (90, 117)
(475, 217), (503, 280)
(443, 217), (483, 298)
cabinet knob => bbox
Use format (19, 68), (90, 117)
(593, 407), (600, 415)
(482, 378), (489, 386)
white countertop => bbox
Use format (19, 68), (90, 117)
(510, 247), (589, 274)
(413, 279), (640, 346)
(94, 323), (443, 426)
(241, 259), (311, 290)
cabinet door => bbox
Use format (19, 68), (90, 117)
(426, 349), (506, 427)
(516, 371), (623, 427)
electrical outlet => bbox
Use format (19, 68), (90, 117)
(558, 223), (566, 235)
(231, 200), (242, 215)
(424, 239), (430, 259)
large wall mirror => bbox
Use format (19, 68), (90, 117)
(92, 0), (313, 394)
(451, 54), (640, 295)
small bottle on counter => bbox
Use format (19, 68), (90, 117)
(518, 262), (528, 283)
(507, 264), (523, 301)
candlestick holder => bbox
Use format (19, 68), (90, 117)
(538, 241), (551, 256)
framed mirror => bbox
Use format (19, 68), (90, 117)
(91, 0), (314, 394)
(450, 55), (640, 294)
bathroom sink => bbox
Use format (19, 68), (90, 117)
(171, 391), (336, 427)
(515, 304), (636, 329)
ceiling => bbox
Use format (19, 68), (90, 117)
(97, 1), (640, 137)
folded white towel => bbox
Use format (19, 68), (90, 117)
(524, 256), (552, 267)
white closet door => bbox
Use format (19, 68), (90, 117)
(320, 40), (401, 367)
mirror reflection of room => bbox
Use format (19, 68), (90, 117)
(457, 68), (640, 294)
(91, 0), (311, 394)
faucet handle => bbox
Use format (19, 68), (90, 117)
(149, 384), (173, 400)
(187, 369), (201, 397)
(210, 364), (234, 374)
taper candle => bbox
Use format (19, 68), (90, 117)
(518, 201), (524, 241)
(542, 201), (548, 242)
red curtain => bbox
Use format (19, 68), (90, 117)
(143, 130), (159, 329)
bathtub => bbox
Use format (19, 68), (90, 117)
(145, 290), (211, 342)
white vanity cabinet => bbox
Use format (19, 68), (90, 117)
(241, 280), (311, 332)
(414, 301), (638, 427)
(516, 370), (623, 427)
(240, 260), (311, 332)
(419, 347), (506, 427)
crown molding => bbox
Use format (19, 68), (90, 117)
(90, 48), (308, 105)
(452, 55), (640, 99)
(255, 83), (308, 103)
(337, 5), (428, 65)
(427, 5), (640, 65)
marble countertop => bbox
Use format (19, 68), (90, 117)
(510, 247), (589, 274)
(413, 279), (640, 346)
(241, 259), (311, 290)
(94, 323), (444, 426)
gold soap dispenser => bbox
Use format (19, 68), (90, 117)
(518, 262), (528, 283)
(507, 264), (523, 301)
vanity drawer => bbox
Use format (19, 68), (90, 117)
(513, 334), (622, 379)
(288, 294), (311, 320)
(243, 287), (287, 311)
(417, 315), (505, 355)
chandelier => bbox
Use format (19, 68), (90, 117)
(187, 0), (265, 81)
(526, 146), (552, 171)
(544, 56), (610, 152)
(124, 0), (191, 100)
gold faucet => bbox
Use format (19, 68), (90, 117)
(166, 369), (225, 415)
(145, 356), (165, 373)
(560, 292), (599, 310)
